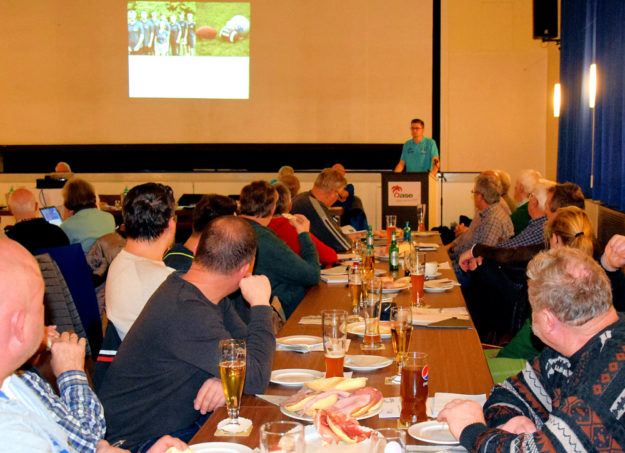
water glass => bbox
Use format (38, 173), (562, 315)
(371, 428), (406, 453)
(260, 421), (304, 453)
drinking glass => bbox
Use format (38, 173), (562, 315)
(260, 421), (304, 453)
(218, 339), (246, 430)
(400, 352), (429, 427)
(371, 428), (406, 453)
(321, 309), (348, 378)
(390, 306), (413, 378)
(348, 264), (363, 314)
(385, 214), (397, 244)
(405, 250), (426, 307)
(361, 278), (382, 349)
(416, 204), (426, 232)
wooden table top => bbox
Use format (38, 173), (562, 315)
(191, 235), (493, 448)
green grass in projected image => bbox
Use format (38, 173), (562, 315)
(129, 1), (249, 57)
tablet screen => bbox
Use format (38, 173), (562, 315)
(40, 207), (63, 226)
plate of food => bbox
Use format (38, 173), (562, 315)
(407, 420), (459, 445)
(270, 369), (325, 386)
(280, 377), (383, 422)
(345, 322), (392, 339)
(344, 355), (393, 371)
(380, 276), (411, 293)
(186, 442), (253, 453)
(304, 413), (380, 453)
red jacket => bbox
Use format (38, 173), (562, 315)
(268, 217), (338, 267)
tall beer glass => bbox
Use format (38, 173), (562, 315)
(390, 306), (413, 378)
(321, 309), (348, 378)
(348, 264), (363, 314)
(385, 214), (397, 244)
(405, 250), (426, 307)
(219, 339), (246, 429)
(416, 204), (426, 232)
(400, 352), (428, 426)
(361, 278), (382, 349)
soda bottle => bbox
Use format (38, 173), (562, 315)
(389, 230), (399, 274)
(403, 221), (411, 242)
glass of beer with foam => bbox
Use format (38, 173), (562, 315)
(219, 339), (246, 430)
(321, 309), (348, 378)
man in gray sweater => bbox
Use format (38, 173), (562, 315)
(98, 216), (276, 451)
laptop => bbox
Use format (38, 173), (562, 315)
(40, 206), (63, 226)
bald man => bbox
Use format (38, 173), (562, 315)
(5, 188), (69, 253)
(0, 238), (187, 452)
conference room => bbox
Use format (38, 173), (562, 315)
(2, 0), (625, 452)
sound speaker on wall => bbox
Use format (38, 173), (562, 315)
(533, 0), (558, 40)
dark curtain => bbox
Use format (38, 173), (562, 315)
(558, 0), (625, 212)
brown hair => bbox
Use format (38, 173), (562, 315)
(62, 178), (97, 212)
(239, 181), (277, 218)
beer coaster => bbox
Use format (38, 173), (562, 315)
(360, 343), (386, 351)
(215, 417), (253, 436)
(385, 375), (401, 385)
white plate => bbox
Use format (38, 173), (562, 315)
(270, 369), (324, 386)
(189, 442), (253, 453)
(304, 424), (378, 453)
(280, 403), (382, 422)
(344, 355), (393, 371)
(424, 282), (454, 293)
(277, 335), (323, 347)
(408, 420), (459, 445)
(346, 321), (392, 338)
(382, 284), (411, 293)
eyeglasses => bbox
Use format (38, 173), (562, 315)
(411, 126), (423, 130)
(471, 190), (482, 197)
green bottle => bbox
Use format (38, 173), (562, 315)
(366, 226), (374, 251)
(403, 221), (411, 242)
(389, 230), (399, 274)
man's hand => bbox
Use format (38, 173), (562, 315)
(288, 214), (310, 234)
(601, 234), (625, 272)
(458, 249), (482, 272)
(499, 416), (537, 434)
(240, 274), (271, 307)
(194, 377), (226, 415)
(50, 331), (86, 376)
(437, 399), (486, 440)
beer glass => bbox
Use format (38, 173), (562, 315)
(416, 203), (426, 232)
(348, 264), (363, 314)
(219, 339), (246, 429)
(390, 306), (413, 378)
(385, 214), (397, 244)
(361, 278), (382, 349)
(405, 250), (426, 307)
(321, 309), (348, 378)
(400, 352), (428, 427)
(260, 421), (304, 453)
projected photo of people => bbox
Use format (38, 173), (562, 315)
(127, 1), (249, 57)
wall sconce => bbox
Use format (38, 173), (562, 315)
(589, 63), (597, 108)
(554, 83), (561, 117)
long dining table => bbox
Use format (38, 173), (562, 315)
(191, 234), (494, 448)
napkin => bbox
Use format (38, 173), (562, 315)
(299, 315), (322, 325)
(379, 396), (401, 418)
(275, 339), (350, 353)
(437, 261), (452, 270)
(255, 394), (289, 406)
(337, 253), (360, 261)
(320, 275), (348, 284)
(411, 307), (469, 325)
(427, 392), (487, 417)
(321, 265), (348, 275)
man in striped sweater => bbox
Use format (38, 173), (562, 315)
(439, 247), (625, 452)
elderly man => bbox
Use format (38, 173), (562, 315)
(439, 247), (625, 451)
(240, 181), (320, 319)
(105, 183), (176, 340)
(510, 169), (542, 235)
(446, 172), (514, 278)
(5, 187), (69, 253)
(99, 216), (275, 451)
(0, 238), (186, 453)
(291, 168), (353, 252)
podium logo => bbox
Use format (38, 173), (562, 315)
(392, 184), (413, 199)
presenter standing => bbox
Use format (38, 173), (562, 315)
(394, 118), (439, 176)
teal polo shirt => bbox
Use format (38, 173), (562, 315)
(400, 137), (439, 172)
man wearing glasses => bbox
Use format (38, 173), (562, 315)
(394, 118), (440, 175)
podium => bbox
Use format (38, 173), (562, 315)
(381, 172), (439, 230)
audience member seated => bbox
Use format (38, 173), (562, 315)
(164, 194), (237, 273)
(0, 238), (186, 453)
(494, 169), (516, 214)
(277, 173), (301, 199)
(291, 168), (353, 252)
(98, 216), (275, 451)
(494, 179), (553, 248)
(60, 178), (116, 253)
(4, 188), (69, 253)
(510, 169), (542, 235)
(446, 172), (514, 279)
(105, 183), (176, 340)
(239, 181), (320, 319)
(331, 163), (368, 231)
(269, 182), (337, 267)
(438, 247), (625, 452)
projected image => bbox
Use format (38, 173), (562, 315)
(128, 1), (250, 99)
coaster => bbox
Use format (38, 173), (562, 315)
(360, 343), (386, 351)
(215, 417), (253, 436)
(385, 375), (401, 385)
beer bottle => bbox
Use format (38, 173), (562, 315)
(403, 221), (411, 242)
(389, 230), (399, 275)
(363, 226), (375, 279)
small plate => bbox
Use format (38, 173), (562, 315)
(344, 355), (393, 371)
(408, 420), (459, 445)
(277, 335), (323, 347)
(281, 403), (382, 422)
(424, 281), (454, 293)
(346, 322), (392, 338)
(413, 231), (438, 237)
(270, 369), (324, 386)
(382, 284), (411, 293)
(189, 442), (254, 453)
